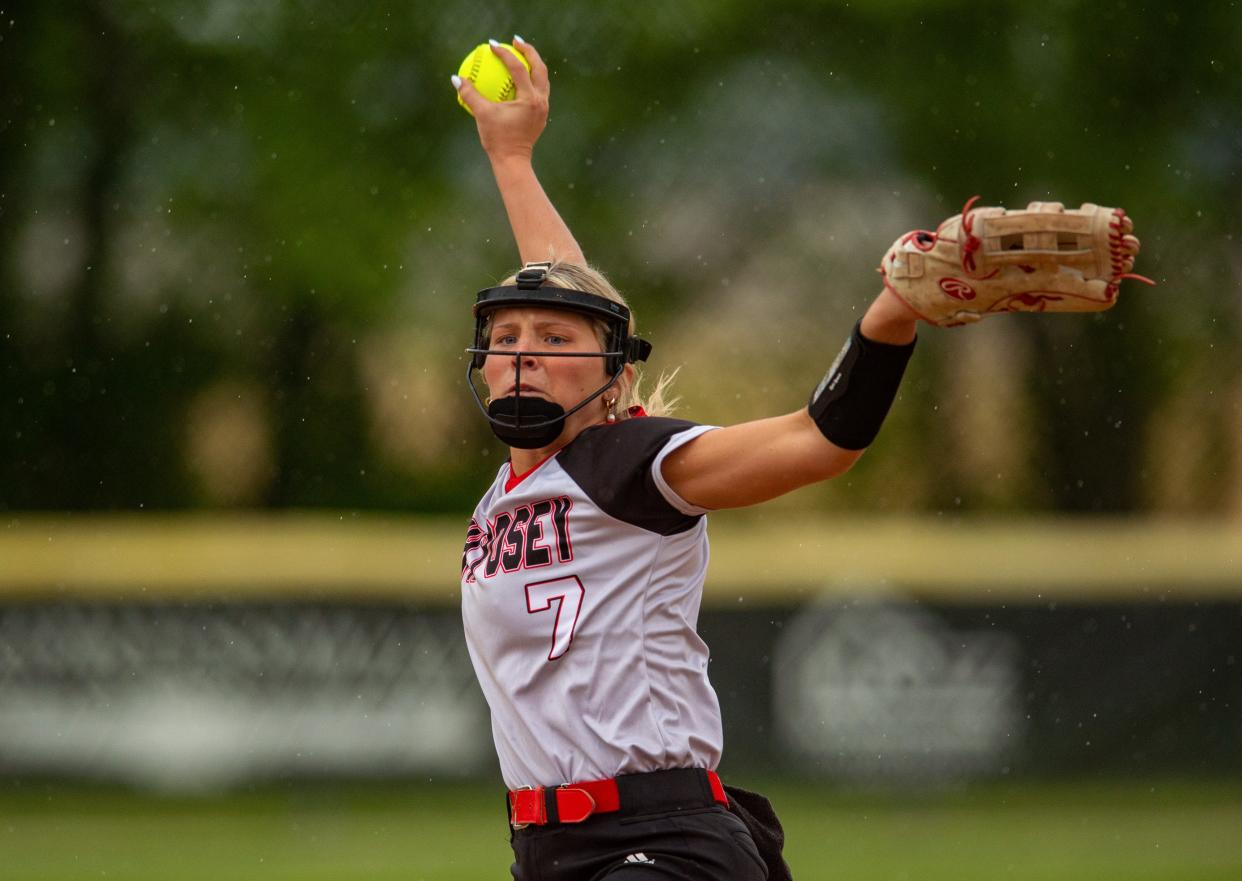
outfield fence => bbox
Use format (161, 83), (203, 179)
(2, 514), (1239, 791)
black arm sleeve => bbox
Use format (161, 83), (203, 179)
(808, 320), (916, 450)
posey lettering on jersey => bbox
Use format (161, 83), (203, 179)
(462, 496), (574, 584)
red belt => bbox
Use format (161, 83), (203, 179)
(508, 770), (728, 828)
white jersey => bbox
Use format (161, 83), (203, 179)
(460, 415), (722, 789)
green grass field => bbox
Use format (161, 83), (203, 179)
(4, 778), (1241, 881)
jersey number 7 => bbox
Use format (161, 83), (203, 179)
(525, 575), (585, 660)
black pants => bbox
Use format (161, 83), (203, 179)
(507, 769), (769, 881)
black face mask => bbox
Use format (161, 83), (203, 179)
(466, 263), (654, 450)
(486, 395), (567, 449)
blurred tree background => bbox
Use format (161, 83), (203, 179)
(2, 0), (1239, 517)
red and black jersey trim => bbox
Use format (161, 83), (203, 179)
(556, 416), (703, 536)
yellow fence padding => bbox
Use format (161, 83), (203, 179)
(0, 513), (1238, 604)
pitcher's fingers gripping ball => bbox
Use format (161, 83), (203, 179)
(880, 196), (1155, 327)
(456, 40), (532, 116)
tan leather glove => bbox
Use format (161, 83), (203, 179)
(880, 197), (1152, 327)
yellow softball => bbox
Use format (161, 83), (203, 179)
(456, 42), (532, 116)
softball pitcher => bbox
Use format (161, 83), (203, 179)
(452, 36), (1144, 881)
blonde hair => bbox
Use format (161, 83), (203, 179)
(496, 260), (680, 419)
